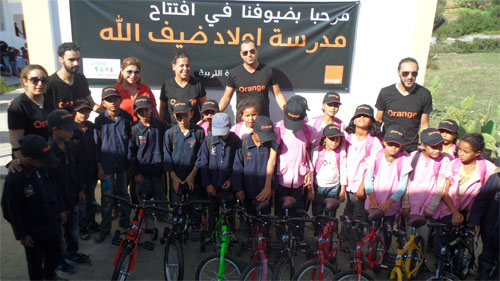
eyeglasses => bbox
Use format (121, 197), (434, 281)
(401, 71), (418, 78)
(241, 49), (256, 56)
(28, 77), (49, 85)
(126, 70), (141, 75)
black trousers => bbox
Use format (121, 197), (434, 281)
(25, 234), (61, 280)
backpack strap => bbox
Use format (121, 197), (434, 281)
(234, 122), (244, 137)
(477, 158), (487, 185)
(408, 151), (422, 181)
(168, 125), (178, 152)
(313, 116), (323, 131)
(314, 145), (341, 175)
(206, 132), (214, 151)
(374, 149), (404, 180)
(365, 134), (374, 157)
(131, 124), (139, 146)
(241, 137), (249, 166)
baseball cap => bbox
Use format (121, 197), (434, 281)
(48, 109), (78, 131)
(284, 98), (307, 131)
(134, 96), (152, 112)
(421, 128), (444, 146)
(201, 100), (219, 113)
(73, 99), (91, 111)
(288, 95), (310, 111)
(173, 99), (193, 114)
(384, 126), (404, 146)
(253, 116), (277, 142)
(353, 104), (374, 118)
(212, 113), (231, 136)
(323, 91), (341, 105)
(323, 123), (343, 138)
(19, 134), (59, 168)
(101, 86), (121, 100)
(438, 119), (458, 134)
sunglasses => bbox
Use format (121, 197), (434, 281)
(241, 49), (256, 56)
(126, 70), (141, 75)
(401, 71), (418, 78)
(28, 77), (49, 85)
(327, 136), (341, 141)
(386, 142), (402, 148)
(175, 113), (188, 120)
(202, 110), (216, 116)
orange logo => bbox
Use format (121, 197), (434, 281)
(33, 120), (48, 129)
(261, 125), (273, 129)
(58, 101), (74, 109)
(238, 85), (266, 93)
(442, 120), (454, 126)
(324, 65), (344, 84)
(60, 113), (72, 120)
(390, 129), (403, 136)
(174, 102), (186, 107)
(387, 109), (418, 119)
(287, 112), (300, 118)
(358, 106), (370, 111)
(428, 131), (440, 136)
(43, 145), (50, 152)
(104, 87), (117, 92)
(136, 97), (148, 103)
(205, 101), (215, 105)
(76, 99), (89, 104)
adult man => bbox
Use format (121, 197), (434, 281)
(218, 39), (286, 118)
(375, 57), (432, 152)
(46, 42), (102, 113)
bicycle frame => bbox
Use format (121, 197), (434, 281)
(308, 218), (340, 281)
(113, 207), (147, 271)
(349, 222), (385, 279)
(215, 214), (231, 281)
(249, 222), (269, 280)
(389, 233), (424, 280)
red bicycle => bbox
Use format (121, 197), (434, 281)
(105, 194), (164, 281)
(334, 208), (387, 281)
(293, 198), (341, 280)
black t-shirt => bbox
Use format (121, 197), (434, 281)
(227, 63), (277, 117)
(375, 83), (433, 152)
(159, 76), (206, 127)
(8, 93), (55, 140)
(46, 72), (91, 111)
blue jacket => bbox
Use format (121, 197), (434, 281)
(164, 124), (204, 181)
(72, 121), (97, 181)
(469, 169), (500, 249)
(94, 110), (133, 174)
(49, 137), (83, 210)
(232, 134), (276, 197)
(4, 167), (64, 240)
(128, 117), (166, 177)
(196, 132), (240, 190)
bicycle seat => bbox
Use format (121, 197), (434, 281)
(368, 208), (385, 221)
(216, 191), (234, 204)
(281, 196), (296, 209)
(323, 198), (340, 213)
(408, 214), (426, 228)
(253, 199), (270, 212)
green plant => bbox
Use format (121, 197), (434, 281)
(444, 96), (500, 160)
(0, 78), (17, 94)
(434, 8), (500, 38)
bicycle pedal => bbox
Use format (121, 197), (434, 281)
(143, 241), (155, 251)
(378, 264), (389, 269)
(189, 229), (201, 241)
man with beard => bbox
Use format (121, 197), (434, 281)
(375, 57), (432, 152)
(46, 42), (102, 113)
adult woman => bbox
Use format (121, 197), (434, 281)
(8, 64), (55, 159)
(114, 57), (159, 121)
(159, 51), (206, 127)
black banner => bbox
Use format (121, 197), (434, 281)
(70, 0), (359, 91)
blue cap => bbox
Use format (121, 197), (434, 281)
(212, 113), (231, 136)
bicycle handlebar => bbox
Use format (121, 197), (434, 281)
(103, 194), (171, 214)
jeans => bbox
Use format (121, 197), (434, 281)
(312, 184), (340, 234)
(79, 179), (98, 229)
(343, 191), (366, 221)
(25, 235), (61, 280)
(171, 181), (203, 228)
(275, 185), (305, 240)
(100, 171), (130, 233)
(136, 176), (165, 202)
(477, 246), (499, 280)
(60, 205), (80, 259)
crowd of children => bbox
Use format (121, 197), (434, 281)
(3, 87), (499, 280)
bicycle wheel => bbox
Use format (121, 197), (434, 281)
(272, 257), (294, 281)
(164, 239), (184, 281)
(452, 244), (473, 280)
(195, 255), (242, 281)
(408, 235), (425, 278)
(111, 245), (133, 281)
(333, 269), (374, 281)
(240, 261), (273, 281)
(422, 271), (460, 281)
(293, 260), (336, 281)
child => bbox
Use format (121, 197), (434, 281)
(94, 86), (133, 243)
(364, 126), (411, 248)
(2, 135), (66, 281)
(403, 128), (452, 217)
(434, 133), (496, 225)
(196, 112), (241, 232)
(196, 99), (219, 136)
(164, 99), (204, 206)
(232, 116), (278, 215)
(231, 98), (260, 140)
(72, 99), (99, 240)
(342, 104), (383, 221)
(311, 123), (346, 234)
(438, 119), (458, 159)
(47, 109), (90, 273)
(273, 96), (314, 221)
(128, 96), (166, 206)
(308, 91), (345, 147)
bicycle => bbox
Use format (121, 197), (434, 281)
(271, 196), (316, 281)
(389, 214), (429, 280)
(195, 191), (243, 281)
(161, 188), (209, 281)
(106, 194), (163, 281)
(422, 223), (475, 281)
(239, 200), (274, 281)
(293, 198), (341, 281)
(333, 208), (387, 281)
